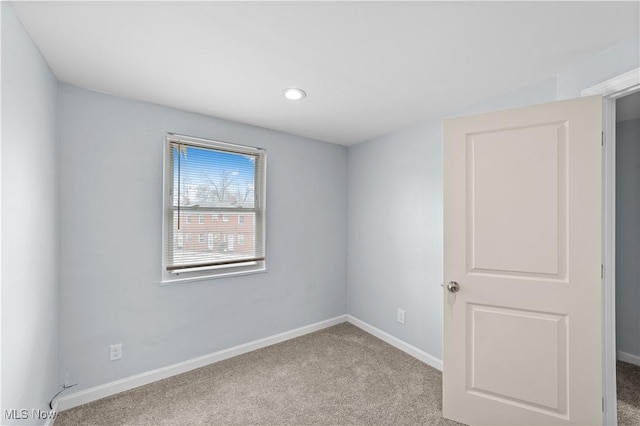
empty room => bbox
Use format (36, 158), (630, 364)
(2, 1), (640, 425)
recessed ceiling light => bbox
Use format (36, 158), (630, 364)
(283, 88), (306, 101)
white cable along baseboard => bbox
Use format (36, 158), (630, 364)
(44, 400), (58, 426)
(57, 314), (443, 412)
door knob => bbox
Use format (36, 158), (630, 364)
(447, 281), (460, 293)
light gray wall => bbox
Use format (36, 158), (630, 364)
(1, 2), (59, 423)
(57, 84), (347, 391)
(347, 35), (640, 361)
(346, 78), (558, 359)
(557, 35), (640, 100)
(347, 119), (444, 354)
(616, 117), (640, 358)
(4, 4), (637, 404)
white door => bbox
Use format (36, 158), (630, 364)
(228, 235), (234, 251)
(207, 233), (213, 250)
(443, 96), (602, 425)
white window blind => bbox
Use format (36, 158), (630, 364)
(163, 134), (266, 278)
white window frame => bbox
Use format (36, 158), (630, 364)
(161, 133), (267, 283)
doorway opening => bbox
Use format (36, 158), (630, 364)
(614, 91), (640, 425)
(584, 67), (640, 425)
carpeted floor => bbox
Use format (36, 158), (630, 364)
(617, 360), (640, 426)
(56, 323), (461, 425)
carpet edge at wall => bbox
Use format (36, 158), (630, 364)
(56, 314), (442, 412)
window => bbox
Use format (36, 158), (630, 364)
(163, 134), (266, 281)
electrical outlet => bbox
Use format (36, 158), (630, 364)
(110, 343), (122, 361)
(397, 309), (406, 324)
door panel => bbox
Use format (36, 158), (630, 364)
(467, 304), (567, 415)
(469, 123), (565, 277)
(443, 96), (602, 425)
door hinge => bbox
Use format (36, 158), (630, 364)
(601, 264), (604, 279)
(602, 132), (605, 146)
(602, 397), (605, 412)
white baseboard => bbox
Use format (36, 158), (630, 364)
(57, 314), (442, 412)
(618, 350), (640, 367)
(346, 315), (443, 371)
(57, 314), (347, 411)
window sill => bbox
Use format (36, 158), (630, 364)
(159, 266), (267, 286)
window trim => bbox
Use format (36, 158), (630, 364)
(161, 133), (266, 283)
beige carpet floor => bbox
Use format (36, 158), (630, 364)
(55, 324), (640, 425)
(617, 360), (640, 426)
(56, 323), (461, 425)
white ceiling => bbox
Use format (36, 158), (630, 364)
(12, 1), (640, 146)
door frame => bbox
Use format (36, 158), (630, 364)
(582, 67), (640, 426)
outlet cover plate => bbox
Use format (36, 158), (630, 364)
(110, 343), (122, 361)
